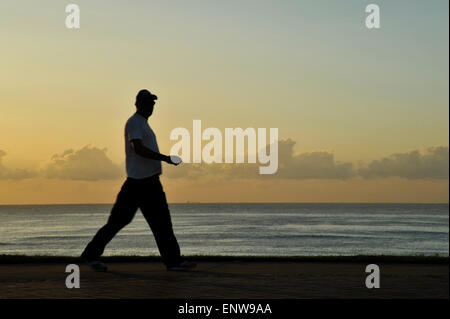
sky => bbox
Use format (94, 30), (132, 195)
(0, 0), (448, 204)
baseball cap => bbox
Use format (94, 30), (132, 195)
(136, 89), (158, 104)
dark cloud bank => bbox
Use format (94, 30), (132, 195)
(0, 141), (448, 181)
(164, 140), (448, 181)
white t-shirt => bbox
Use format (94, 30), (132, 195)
(124, 113), (162, 179)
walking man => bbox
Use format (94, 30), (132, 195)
(81, 89), (196, 272)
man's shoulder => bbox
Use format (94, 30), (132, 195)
(125, 113), (144, 127)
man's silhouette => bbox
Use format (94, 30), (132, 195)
(81, 89), (195, 272)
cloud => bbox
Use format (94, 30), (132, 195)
(358, 146), (449, 180)
(164, 139), (355, 180)
(273, 139), (354, 180)
(2, 143), (448, 182)
(165, 141), (449, 181)
(0, 150), (37, 180)
(42, 145), (124, 181)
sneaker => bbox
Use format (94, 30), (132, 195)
(167, 260), (197, 271)
(86, 260), (108, 272)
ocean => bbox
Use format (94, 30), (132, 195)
(0, 203), (448, 257)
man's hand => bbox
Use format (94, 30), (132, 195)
(131, 139), (181, 166)
(168, 155), (182, 166)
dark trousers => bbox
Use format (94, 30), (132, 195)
(81, 175), (182, 267)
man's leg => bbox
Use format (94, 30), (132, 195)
(139, 178), (182, 268)
(81, 179), (138, 261)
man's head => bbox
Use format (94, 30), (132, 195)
(135, 89), (158, 118)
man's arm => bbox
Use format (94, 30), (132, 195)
(131, 139), (176, 164)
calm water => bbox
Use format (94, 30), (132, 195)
(0, 203), (448, 256)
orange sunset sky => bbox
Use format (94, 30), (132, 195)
(0, 0), (448, 204)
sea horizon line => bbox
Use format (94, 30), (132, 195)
(0, 201), (448, 206)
